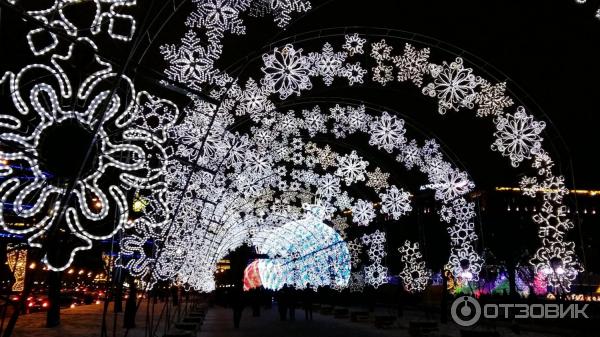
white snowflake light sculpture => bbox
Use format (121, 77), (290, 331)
(398, 241), (431, 293)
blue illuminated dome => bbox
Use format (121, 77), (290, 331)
(256, 204), (351, 290)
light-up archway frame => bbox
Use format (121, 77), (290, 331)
(0, 1), (585, 294)
(148, 21), (582, 292)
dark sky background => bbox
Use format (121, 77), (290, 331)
(138, 0), (600, 189)
(279, 0), (600, 188)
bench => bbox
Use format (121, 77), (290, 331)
(333, 308), (349, 319)
(374, 315), (396, 329)
(182, 316), (203, 324)
(163, 332), (193, 337)
(409, 321), (439, 336)
(460, 331), (500, 337)
(174, 322), (200, 332)
(350, 311), (370, 322)
(320, 306), (333, 315)
(189, 310), (205, 317)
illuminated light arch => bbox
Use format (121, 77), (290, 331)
(1, 0), (585, 295)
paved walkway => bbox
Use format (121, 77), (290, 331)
(5, 301), (579, 337)
(9, 299), (185, 337)
(198, 305), (565, 337)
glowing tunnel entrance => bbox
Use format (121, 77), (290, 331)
(244, 205), (351, 291)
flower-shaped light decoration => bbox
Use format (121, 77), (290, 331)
(0, 39), (174, 270)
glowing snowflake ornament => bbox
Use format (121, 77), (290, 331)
(351, 200), (376, 226)
(398, 241), (430, 293)
(379, 186), (412, 220)
(491, 106), (546, 167)
(262, 44), (313, 99)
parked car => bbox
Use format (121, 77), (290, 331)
(26, 295), (49, 313)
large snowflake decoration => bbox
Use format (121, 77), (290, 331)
(365, 167), (390, 190)
(351, 199), (376, 226)
(316, 174), (342, 200)
(473, 79), (514, 117)
(364, 263), (388, 289)
(491, 106), (546, 167)
(342, 33), (366, 56)
(187, 0), (251, 41)
(530, 240), (582, 291)
(261, 44), (313, 99)
(398, 241), (430, 293)
(160, 30), (220, 90)
(249, 0), (312, 27)
(302, 106), (328, 137)
(308, 42), (348, 86)
(235, 78), (276, 120)
(379, 186), (412, 220)
(431, 168), (475, 203)
(392, 43), (430, 87)
(335, 150), (368, 185)
(422, 58), (477, 114)
(447, 244), (483, 281)
(368, 111), (406, 153)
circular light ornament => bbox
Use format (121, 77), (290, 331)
(243, 260), (263, 291)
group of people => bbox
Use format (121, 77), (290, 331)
(274, 283), (315, 321)
(226, 283), (317, 328)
